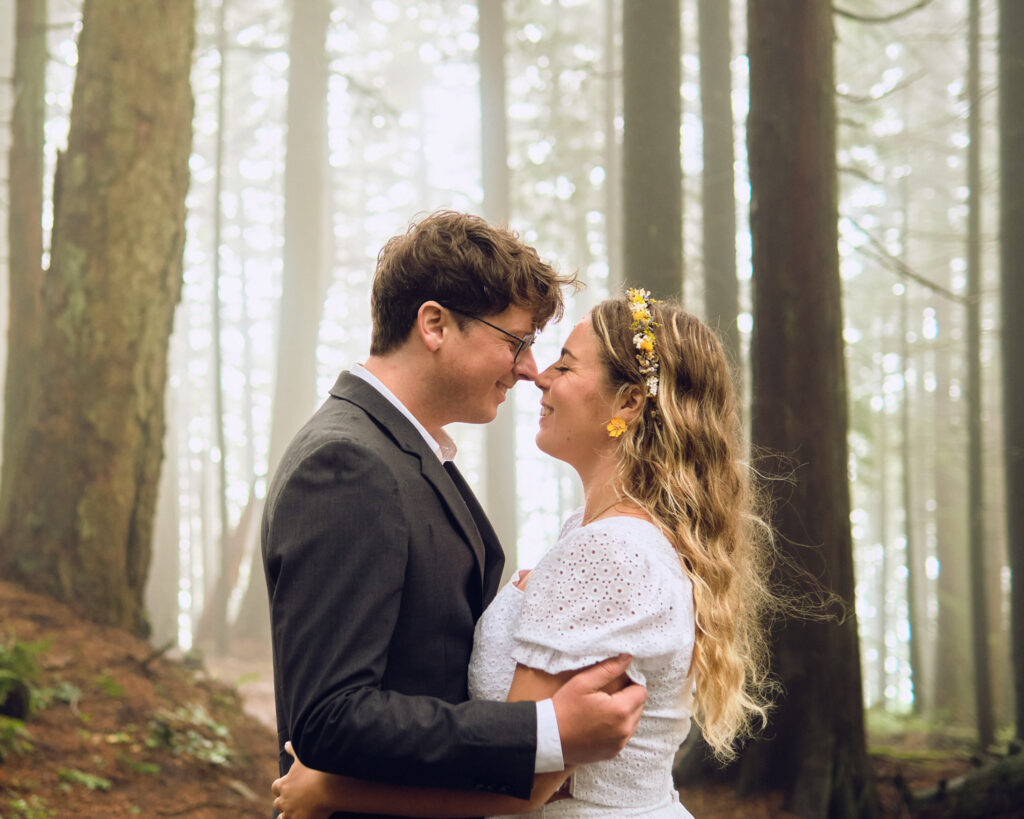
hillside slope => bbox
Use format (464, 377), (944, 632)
(0, 580), (278, 817)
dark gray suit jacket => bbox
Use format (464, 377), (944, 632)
(262, 372), (536, 817)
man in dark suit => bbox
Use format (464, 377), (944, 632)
(263, 211), (645, 815)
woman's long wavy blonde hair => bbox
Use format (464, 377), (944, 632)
(591, 296), (776, 762)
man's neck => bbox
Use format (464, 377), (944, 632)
(362, 355), (445, 440)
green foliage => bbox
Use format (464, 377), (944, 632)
(4, 794), (56, 818)
(34, 680), (82, 712)
(56, 768), (112, 792)
(92, 672), (125, 699)
(146, 703), (232, 766)
(867, 708), (978, 754)
(0, 715), (33, 761)
(0, 636), (49, 718)
(116, 750), (161, 775)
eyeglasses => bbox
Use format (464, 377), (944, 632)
(443, 306), (536, 364)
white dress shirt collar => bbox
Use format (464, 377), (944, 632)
(349, 363), (457, 462)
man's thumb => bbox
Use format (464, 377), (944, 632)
(583, 653), (633, 686)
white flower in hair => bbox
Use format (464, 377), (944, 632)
(626, 288), (660, 398)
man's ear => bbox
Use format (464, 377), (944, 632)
(416, 301), (449, 353)
(615, 385), (646, 423)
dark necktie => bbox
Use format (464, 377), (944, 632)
(443, 461), (479, 531)
(444, 460), (505, 602)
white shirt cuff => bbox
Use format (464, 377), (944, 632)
(534, 698), (564, 773)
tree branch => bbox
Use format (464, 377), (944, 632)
(833, 0), (933, 24)
(841, 215), (966, 304)
(838, 165), (881, 185)
(837, 70), (926, 104)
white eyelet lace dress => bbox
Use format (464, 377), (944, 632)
(468, 509), (696, 818)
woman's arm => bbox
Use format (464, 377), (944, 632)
(272, 663), (583, 819)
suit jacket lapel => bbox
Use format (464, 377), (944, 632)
(329, 372), (490, 588)
(444, 461), (505, 604)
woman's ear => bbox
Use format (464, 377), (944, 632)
(416, 301), (448, 353)
(615, 384), (645, 423)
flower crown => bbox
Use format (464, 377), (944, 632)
(627, 288), (660, 397)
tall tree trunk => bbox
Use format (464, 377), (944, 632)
(478, 0), (518, 583)
(202, 0), (233, 656)
(739, 2), (878, 815)
(2, 0), (47, 489)
(234, 0), (330, 642)
(875, 352), (890, 708)
(900, 283), (925, 714)
(0, 0), (195, 635)
(931, 290), (972, 724)
(603, 0), (622, 290)
(267, 0), (330, 483)
(965, 0), (994, 750)
(698, 0), (739, 366)
(622, 0), (682, 300)
(999, 0), (1024, 743)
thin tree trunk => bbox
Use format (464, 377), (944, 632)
(739, 2), (878, 815)
(965, 0), (994, 750)
(900, 283), (925, 714)
(998, 0), (1024, 743)
(2, 0), (47, 493)
(931, 290), (971, 723)
(266, 0), (330, 476)
(204, 0), (233, 656)
(603, 0), (622, 290)
(622, 0), (682, 299)
(698, 0), (739, 366)
(478, 0), (518, 582)
(673, 1), (741, 777)
(235, 0), (330, 642)
(0, 0), (195, 634)
(875, 350), (890, 707)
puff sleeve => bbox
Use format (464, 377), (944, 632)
(510, 519), (694, 687)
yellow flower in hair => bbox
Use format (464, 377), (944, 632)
(606, 417), (627, 438)
(625, 287), (660, 397)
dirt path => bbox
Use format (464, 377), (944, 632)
(205, 645), (276, 733)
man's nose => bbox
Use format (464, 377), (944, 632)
(514, 347), (539, 381)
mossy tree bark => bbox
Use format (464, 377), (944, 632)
(739, 1), (879, 816)
(0, 0), (195, 636)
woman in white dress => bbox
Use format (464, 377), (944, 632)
(272, 291), (775, 818)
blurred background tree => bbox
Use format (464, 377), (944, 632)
(0, 0), (1019, 814)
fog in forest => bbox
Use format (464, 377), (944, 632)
(0, 2), (1019, 806)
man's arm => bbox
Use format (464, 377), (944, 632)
(264, 438), (535, 796)
(271, 656), (643, 818)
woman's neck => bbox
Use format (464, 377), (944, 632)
(578, 457), (633, 524)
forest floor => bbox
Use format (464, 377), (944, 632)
(0, 579), (985, 818)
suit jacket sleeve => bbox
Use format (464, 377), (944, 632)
(263, 436), (537, 798)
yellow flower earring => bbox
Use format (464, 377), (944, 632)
(606, 417), (627, 438)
